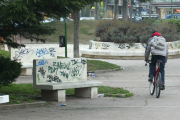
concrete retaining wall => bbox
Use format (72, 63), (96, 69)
(81, 40), (180, 59)
(11, 47), (57, 63)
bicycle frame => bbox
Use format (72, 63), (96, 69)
(154, 61), (161, 86)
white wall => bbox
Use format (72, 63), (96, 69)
(35, 58), (87, 84)
(11, 47), (57, 63)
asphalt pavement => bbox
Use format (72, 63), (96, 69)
(1, 57), (180, 120)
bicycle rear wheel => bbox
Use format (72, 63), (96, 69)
(156, 73), (161, 98)
(149, 78), (155, 95)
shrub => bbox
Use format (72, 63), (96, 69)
(167, 19), (180, 32)
(95, 18), (180, 44)
(95, 20), (121, 41)
(0, 56), (22, 88)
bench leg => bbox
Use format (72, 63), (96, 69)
(41, 90), (66, 102)
(21, 68), (32, 76)
(75, 87), (98, 99)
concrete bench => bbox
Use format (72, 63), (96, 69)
(11, 47), (57, 75)
(33, 58), (103, 102)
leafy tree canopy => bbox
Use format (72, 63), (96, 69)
(0, 0), (100, 48)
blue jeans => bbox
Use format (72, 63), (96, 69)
(149, 55), (166, 85)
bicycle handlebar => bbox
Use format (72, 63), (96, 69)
(145, 59), (163, 66)
(145, 60), (151, 66)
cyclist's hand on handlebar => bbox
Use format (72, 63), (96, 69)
(145, 60), (150, 66)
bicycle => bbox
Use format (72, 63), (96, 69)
(145, 60), (163, 98)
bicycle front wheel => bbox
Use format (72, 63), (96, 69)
(156, 73), (161, 98)
(149, 78), (155, 95)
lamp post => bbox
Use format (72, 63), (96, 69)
(64, 18), (67, 58)
(171, 0), (173, 18)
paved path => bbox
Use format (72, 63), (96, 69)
(1, 57), (180, 120)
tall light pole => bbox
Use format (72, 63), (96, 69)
(171, 0), (173, 18)
(64, 18), (67, 58)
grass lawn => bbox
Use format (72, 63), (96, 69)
(87, 60), (120, 71)
(40, 20), (100, 44)
(0, 50), (10, 58)
(0, 84), (133, 104)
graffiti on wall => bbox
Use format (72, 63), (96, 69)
(37, 59), (48, 66)
(170, 44), (173, 49)
(46, 75), (62, 83)
(89, 41), (93, 49)
(14, 48), (34, 61)
(36, 58), (87, 83)
(95, 43), (101, 49)
(142, 44), (146, 49)
(135, 44), (140, 49)
(49, 47), (56, 57)
(13, 47), (56, 62)
(118, 43), (131, 49)
(36, 48), (49, 57)
(38, 67), (46, 78)
(102, 43), (110, 49)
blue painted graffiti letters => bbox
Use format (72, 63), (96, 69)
(50, 53), (55, 57)
(37, 59), (48, 66)
(135, 44), (140, 49)
(36, 48), (49, 57)
(14, 48), (34, 61)
(49, 47), (56, 57)
(49, 47), (56, 52)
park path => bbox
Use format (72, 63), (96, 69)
(1, 57), (180, 120)
(1, 40), (180, 120)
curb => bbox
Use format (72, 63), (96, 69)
(88, 68), (120, 74)
(0, 101), (47, 110)
(106, 94), (126, 98)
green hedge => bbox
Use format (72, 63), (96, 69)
(95, 18), (180, 44)
(0, 56), (22, 88)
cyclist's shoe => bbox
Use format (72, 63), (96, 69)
(148, 77), (153, 82)
(161, 85), (165, 90)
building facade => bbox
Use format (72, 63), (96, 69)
(152, 0), (180, 19)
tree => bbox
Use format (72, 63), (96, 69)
(67, 0), (100, 58)
(0, 0), (100, 58)
(122, 0), (128, 21)
(114, 0), (118, 20)
(95, 2), (101, 20)
(0, 0), (100, 87)
(0, 0), (71, 48)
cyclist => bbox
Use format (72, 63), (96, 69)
(145, 31), (169, 90)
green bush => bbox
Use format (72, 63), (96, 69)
(95, 20), (121, 42)
(0, 56), (22, 88)
(95, 18), (180, 44)
(167, 19), (180, 32)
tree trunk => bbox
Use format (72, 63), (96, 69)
(114, 0), (118, 20)
(95, 2), (101, 20)
(149, 0), (151, 18)
(73, 10), (80, 58)
(130, 0), (133, 22)
(103, 0), (107, 18)
(122, 0), (128, 21)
